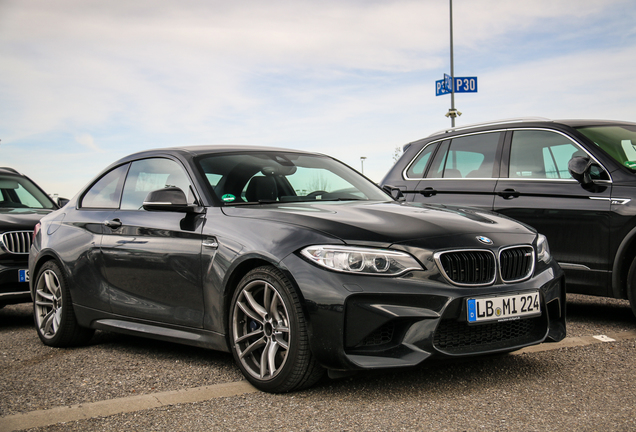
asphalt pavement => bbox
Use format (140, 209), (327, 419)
(1, 294), (635, 431)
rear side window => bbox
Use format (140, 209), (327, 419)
(81, 164), (129, 209)
(428, 132), (501, 178)
(405, 143), (438, 179)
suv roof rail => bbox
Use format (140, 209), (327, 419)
(0, 167), (20, 175)
(427, 117), (553, 137)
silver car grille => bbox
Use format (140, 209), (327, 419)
(1, 231), (33, 254)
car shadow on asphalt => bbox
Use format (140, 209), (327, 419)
(0, 303), (33, 328)
(566, 293), (634, 324)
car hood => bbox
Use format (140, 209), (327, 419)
(0, 208), (52, 231)
(221, 201), (536, 248)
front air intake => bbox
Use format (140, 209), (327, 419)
(437, 250), (497, 286)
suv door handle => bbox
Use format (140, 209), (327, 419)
(104, 219), (123, 229)
(498, 189), (520, 200)
(420, 187), (437, 197)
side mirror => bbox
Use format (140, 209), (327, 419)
(382, 185), (405, 201)
(143, 187), (203, 213)
(57, 197), (69, 208)
(568, 156), (593, 186)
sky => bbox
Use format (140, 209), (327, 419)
(1, 0), (636, 198)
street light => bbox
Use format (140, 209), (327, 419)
(360, 156), (367, 174)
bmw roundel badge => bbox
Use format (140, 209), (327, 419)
(477, 236), (493, 245)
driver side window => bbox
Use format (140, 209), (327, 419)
(120, 158), (195, 210)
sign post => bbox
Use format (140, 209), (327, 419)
(435, 0), (479, 127)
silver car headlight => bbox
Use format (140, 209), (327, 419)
(537, 234), (551, 264)
(300, 245), (423, 276)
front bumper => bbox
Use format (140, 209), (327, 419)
(0, 264), (31, 305)
(283, 254), (566, 371)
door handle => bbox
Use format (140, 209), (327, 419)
(103, 219), (123, 229)
(420, 187), (437, 197)
(498, 189), (520, 200)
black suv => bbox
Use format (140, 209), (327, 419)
(1, 167), (59, 307)
(381, 118), (636, 315)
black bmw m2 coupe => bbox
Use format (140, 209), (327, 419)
(29, 146), (566, 392)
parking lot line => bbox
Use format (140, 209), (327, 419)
(2, 329), (636, 432)
(0, 381), (259, 432)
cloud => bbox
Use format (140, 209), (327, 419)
(75, 133), (102, 152)
(0, 0), (635, 196)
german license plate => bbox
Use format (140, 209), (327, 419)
(19, 269), (29, 283)
(467, 291), (541, 324)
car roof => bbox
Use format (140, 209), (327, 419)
(114, 145), (326, 163)
(425, 117), (636, 139)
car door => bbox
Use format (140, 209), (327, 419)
(100, 157), (207, 327)
(494, 129), (613, 295)
(410, 131), (504, 210)
(71, 163), (131, 311)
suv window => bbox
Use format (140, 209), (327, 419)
(0, 175), (56, 209)
(509, 130), (608, 180)
(576, 125), (636, 170)
(405, 143), (438, 178)
(428, 132), (500, 178)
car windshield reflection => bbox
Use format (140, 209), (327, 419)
(196, 152), (389, 205)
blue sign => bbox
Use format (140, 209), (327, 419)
(455, 76), (478, 93)
(435, 76), (478, 96)
(435, 79), (450, 96)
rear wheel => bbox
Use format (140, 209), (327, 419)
(627, 258), (636, 318)
(33, 261), (94, 346)
(229, 266), (324, 392)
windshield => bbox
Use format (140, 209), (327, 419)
(0, 175), (56, 210)
(196, 152), (390, 205)
(576, 124), (636, 170)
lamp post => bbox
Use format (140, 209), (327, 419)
(360, 156), (367, 174)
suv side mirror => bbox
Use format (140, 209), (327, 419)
(568, 156), (593, 186)
(382, 185), (405, 201)
(143, 187), (203, 213)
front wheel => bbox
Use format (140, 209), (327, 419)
(229, 266), (324, 392)
(33, 261), (94, 347)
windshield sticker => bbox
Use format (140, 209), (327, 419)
(625, 161), (636, 169)
(222, 194), (236, 203)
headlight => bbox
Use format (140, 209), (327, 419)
(537, 234), (551, 264)
(300, 245), (423, 276)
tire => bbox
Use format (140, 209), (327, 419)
(33, 261), (94, 347)
(229, 266), (324, 393)
(627, 258), (636, 318)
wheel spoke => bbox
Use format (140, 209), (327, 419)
(267, 340), (280, 377)
(36, 290), (54, 302)
(260, 339), (271, 378)
(269, 294), (282, 322)
(41, 309), (55, 334)
(243, 289), (268, 319)
(44, 272), (60, 297)
(240, 336), (266, 360)
(235, 328), (264, 344)
(237, 299), (263, 323)
(263, 284), (272, 315)
(275, 333), (289, 350)
(35, 299), (54, 308)
(53, 308), (62, 333)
